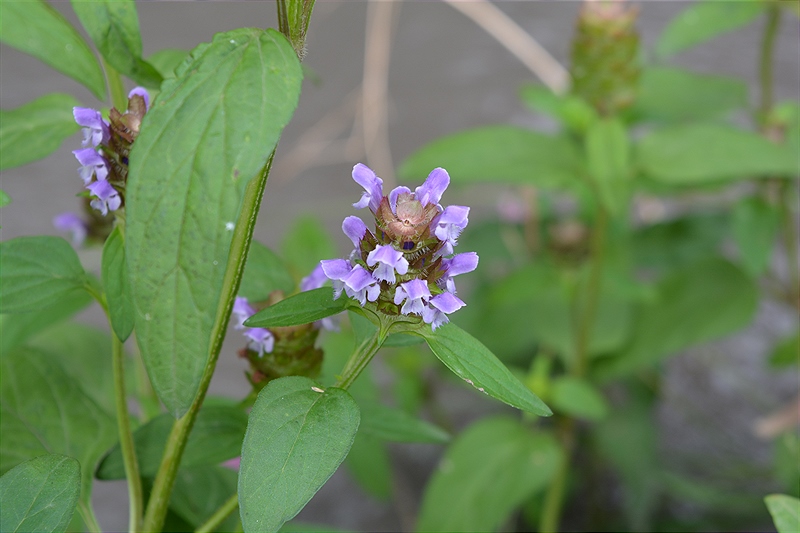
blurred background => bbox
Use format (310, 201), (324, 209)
(1, 1), (798, 531)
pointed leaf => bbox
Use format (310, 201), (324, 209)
(126, 28), (302, 416)
(732, 196), (781, 276)
(0, 93), (80, 170)
(238, 240), (296, 302)
(420, 323), (551, 416)
(0, 236), (89, 314)
(359, 402), (450, 444)
(766, 494), (800, 533)
(239, 376), (360, 532)
(72, 0), (163, 88)
(417, 417), (562, 532)
(0, 454), (80, 533)
(102, 226), (134, 340)
(585, 117), (630, 215)
(245, 287), (349, 328)
(549, 376), (609, 421)
(0, 0), (106, 99)
(344, 433), (392, 500)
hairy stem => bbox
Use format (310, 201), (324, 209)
(142, 154), (274, 532)
(195, 493), (239, 533)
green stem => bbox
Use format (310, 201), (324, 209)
(103, 58), (127, 111)
(335, 323), (387, 390)
(78, 500), (102, 533)
(141, 153), (274, 532)
(195, 493), (239, 533)
(112, 330), (143, 533)
(539, 417), (575, 533)
(758, 2), (780, 125)
(574, 207), (608, 377)
(276, 0), (290, 40)
(780, 181), (800, 309)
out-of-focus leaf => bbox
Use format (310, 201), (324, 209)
(417, 416), (562, 532)
(344, 432), (392, 500)
(0, 190), (10, 208)
(238, 240), (296, 302)
(359, 402), (449, 444)
(0, 93), (80, 170)
(281, 216), (336, 282)
(732, 196), (780, 276)
(0, 0), (106, 99)
(549, 376), (609, 421)
(632, 213), (728, 272)
(585, 117), (630, 215)
(169, 466), (238, 531)
(765, 494), (800, 533)
(147, 48), (189, 80)
(656, 1), (765, 58)
(774, 432), (800, 496)
(0, 291), (92, 355)
(519, 84), (597, 133)
(769, 333), (800, 368)
(399, 125), (583, 190)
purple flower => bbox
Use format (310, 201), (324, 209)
(52, 212), (88, 246)
(73, 107), (109, 147)
(245, 327), (275, 355)
(232, 296), (256, 329)
(221, 457), (241, 471)
(321, 258), (353, 299)
(394, 279), (431, 316)
(342, 216), (367, 250)
(434, 205), (470, 256)
(342, 265), (380, 306)
(128, 87), (150, 110)
(367, 244), (409, 283)
(422, 292), (465, 331)
(414, 167), (450, 209)
(300, 263), (328, 292)
(73, 148), (109, 184)
(352, 163), (383, 213)
(439, 252), (479, 294)
(86, 180), (121, 215)
(388, 186), (411, 214)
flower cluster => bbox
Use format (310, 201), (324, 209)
(319, 164), (478, 331)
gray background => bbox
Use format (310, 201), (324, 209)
(1, 1), (798, 531)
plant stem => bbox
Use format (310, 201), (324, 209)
(758, 2), (780, 125)
(574, 207), (608, 377)
(78, 500), (103, 533)
(539, 417), (575, 533)
(141, 154), (274, 532)
(335, 324), (387, 390)
(103, 59), (128, 111)
(195, 493), (239, 533)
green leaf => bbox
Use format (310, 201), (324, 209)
(417, 416), (562, 532)
(420, 323), (551, 416)
(656, 1), (765, 58)
(125, 28), (302, 417)
(0, 93), (81, 170)
(238, 240), (296, 302)
(0, 0), (106, 100)
(732, 196), (781, 276)
(519, 84), (597, 133)
(632, 213), (729, 272)
(398, 125), (583, 190)
(281, 216), (336, 282)
(636, 123), (799, 184)
(769, 333), (800, 368)
(0, 454), (81, 533)
(595, 257), (758, 379)
(0, 291), (92, 355)
(239, 376), (360, 533)
(169, 466), (239, 531)
(549, 376), (609, 421)
(0, 190), (10, 208)
(101, 226), (134, 341)
(765, 494), (800, 533)
(0, 347), (116, 505)
(585, 117), (630, 215)
(0, 236), (89, 314)
(344, 433), (392, 500)
(147, 48), (189, 80)
(97, 405), (247, 479)
(71, 0), (162, 89)
(245, 288), (348, 328)
(631, 67), (748, 123)
(359, 402), (449, 444)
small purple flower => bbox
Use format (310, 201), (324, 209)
(321, 258), (353, 299)
(394, 279), (431, 316)
(73, 148), (109, 184)
(422, 292), (465, 331)
(352, 163), (383, 213)
(53, 212), (88, 246)
(73, 107), (110, 147)
(434, 205), (470, 256)
(245, 327), (275, 356)
(300, 263), (328, 292)
(414, 167), (450, 208)
(342, 216), (367, 250)
(86, 180), (121, 215)
(221, 457), (241, 471)
(232, 296), (256, 329)
(342, 265), (381, 306)
(439, 252), (479, 294)
(128, 87), (150, 110)
(367, 244), (409, 283)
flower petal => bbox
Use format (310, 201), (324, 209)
(300, 263), (328, 291)
(352, 163), (383, 213)
(342, 216), (367, 249)
(321, 259), (352, 281)
(442, 252), (479, 277)
(415, 167), (450, 207)
(128, 87), (150, 110)
(430, 292), (465, 314)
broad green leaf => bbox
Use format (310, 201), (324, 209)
(632, 213), (728, 272)
(169, 465), (239, 531)
(417, 416), (562, 532)
(656, 1), (765, 58)
(519, 84), (597, 133)
(636, 123), (799, 184)
(732, 196), (780, 276)
(0, 236), (88, 314)
(0, 93), (80, 170)
(147, 48), (189, 80)
(239, 376), (360, 532)
(102, 226), (134, 341)
(399, 126), (583, 190)
(595, 257), (758, 379)
(0, 291), (92, 355)
(765, 494), (800, 533)
(72, 0), (162, 89)
(0, 0), (105, 99)
(769, 333), (800, 368)
(0, 347), (115, 505)
(549, 376), (609, 421)
(0, 190), (10, 207)
(126, 28), (303, 416)
(585, 117), (630, 215)
(359, 402), (449, 444)
(0, 454), (80, 533)
(344, 432), (392, 500)
(631, 67), (748, 123)
(238, 240), (296, 302)
(420, 323), (551, 416)
(245, 288), (348, 328)
(281, 216), (336, 282)
(97, 405), (247, 479)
